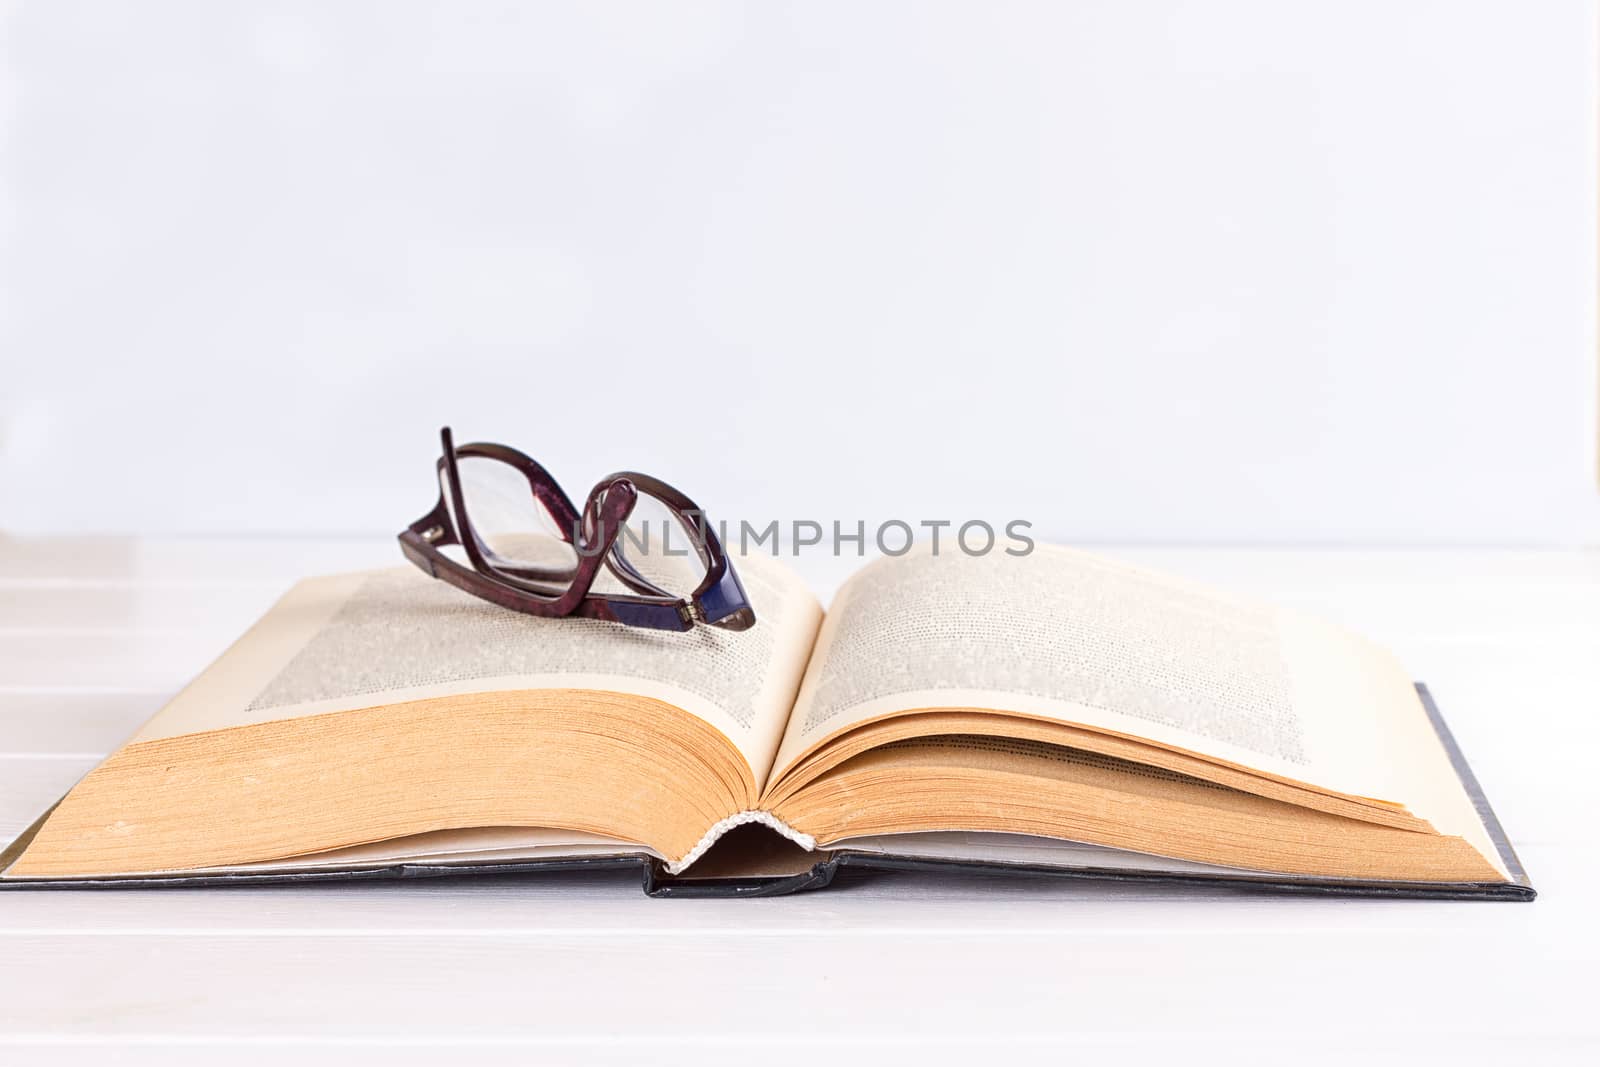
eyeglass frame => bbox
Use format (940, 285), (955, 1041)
(398, 427), (755, 633)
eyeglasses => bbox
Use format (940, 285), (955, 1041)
(399, 427), (756, 632)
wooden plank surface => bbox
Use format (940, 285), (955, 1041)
(0, 537), (1595, 1062)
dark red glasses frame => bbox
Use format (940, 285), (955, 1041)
(399, 428), (755, 632)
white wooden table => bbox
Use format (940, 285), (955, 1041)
(1, 537), (1596, 1064)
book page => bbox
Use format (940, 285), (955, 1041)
(770, 545), (1504, 873)
(132, 551), (822, 780)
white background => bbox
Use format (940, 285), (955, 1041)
(2, 8), (1597, 1059)
(1, 0), (1596, 545)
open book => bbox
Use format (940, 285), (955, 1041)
(0, 544), (1532, 899)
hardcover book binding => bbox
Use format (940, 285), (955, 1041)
(0, 686), (1534, 901)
